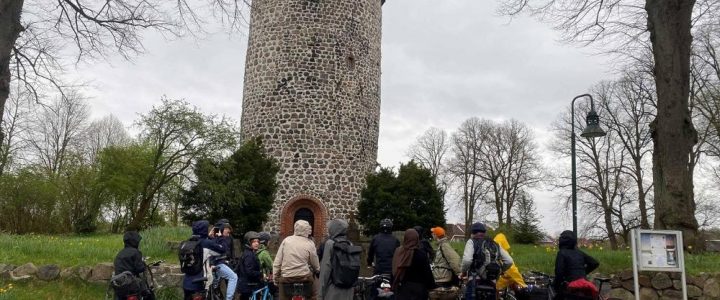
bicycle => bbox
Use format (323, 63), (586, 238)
(457, 275), (498, 300)
(106, 259), (164, 300)
(354, 274), (393, 300)
(250, 282), (274, 300)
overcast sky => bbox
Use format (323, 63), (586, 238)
(71, 1), (616, 235)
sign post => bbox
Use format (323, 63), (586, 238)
(630, 229), (687, 300)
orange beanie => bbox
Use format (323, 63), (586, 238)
(431, 227), (446, 238)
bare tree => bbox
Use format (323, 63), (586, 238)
(0, 86), (30, 174)
(0, 1), (251, 153)
(450, 118), (492, 238)
(84, 114), (129, 164)
(496, 0), (716, 246)
(407, 127), (452, 197)
(26, 91), (89, 175)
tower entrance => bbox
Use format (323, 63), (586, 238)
(280, 196), (327, 244)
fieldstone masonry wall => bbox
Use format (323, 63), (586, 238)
(240, 0), (383, 238)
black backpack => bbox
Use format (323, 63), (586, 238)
(330, 237), (363, 288)
(179, 235), (203, 275)
(471, 238), (502, 281)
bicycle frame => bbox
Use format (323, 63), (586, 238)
(250, 284), (272, 300)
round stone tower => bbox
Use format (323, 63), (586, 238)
(240, 0), (382, 241)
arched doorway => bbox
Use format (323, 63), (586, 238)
(280, 196), (327, 244)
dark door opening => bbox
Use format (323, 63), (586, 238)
(293, 207), (315, 237)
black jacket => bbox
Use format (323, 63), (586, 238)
(414, 226), (436, 261)
(368, 232), (400, 275)
(396, 248), (437, 299)
(114, 231), (146, 276)
(553, 231), (600, 292)
(192, 220), (228, 265)
(237, 247), (263, 294)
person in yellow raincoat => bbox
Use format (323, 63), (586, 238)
(494, 233), (527, 291)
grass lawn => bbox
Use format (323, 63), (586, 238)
(0, 226), (190, 267)
(0, 279), (183, 300)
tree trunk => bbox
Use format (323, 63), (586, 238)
(0, 0), (24, 145)
(635, 161), (650, 229)
(646, 0), (700, 248)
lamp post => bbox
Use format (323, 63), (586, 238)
(571, 94), (607, 236)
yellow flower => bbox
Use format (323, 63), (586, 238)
(689, 245), (693, 250)
(599, 247), (603, 250)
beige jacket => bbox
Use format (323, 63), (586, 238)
(272, 220), (320, 278)
(432, 237), (461, 283)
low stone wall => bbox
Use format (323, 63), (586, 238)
(605, 270), (719, 300)
(0, 262), (185, 288)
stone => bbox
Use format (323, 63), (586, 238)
(37, 264), (60, 281)
(660, 289), (684, 300)
(639, 275), (652, 288)
(622, 279), (636, 291)
(0, 270), (10, 280)
(670, 272), (682, 280)
(640, 287), (659, 300)
(77, 266), (92, 281)
(611, 276), (624, 288)
(673, 280), (682, 290)
(12, 263), (38, 277)
(60, 267), (76, 279)
(10, 274), (32, 283)
(687, 285), (703, 298)
(609, 288), (635, 300)
(156, 273), (183, 288)
(160, 265), (181, 275)
(619, 270), (635, 281)
(652, 273), (674, 290)
(89, 263), (114, 282)
(705, 278), (720, 298)
(689, 275), (707, 288)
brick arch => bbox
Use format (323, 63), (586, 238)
(280, 195), (328, 244)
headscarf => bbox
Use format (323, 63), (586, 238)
(392, 229), (419, 286)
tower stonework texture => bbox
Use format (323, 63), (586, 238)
(240, 0), (382, 240)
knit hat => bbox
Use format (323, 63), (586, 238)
(471, 222), (487, 233)
(431, 227), (446, 238)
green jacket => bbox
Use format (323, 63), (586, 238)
(257, 245), (273, 276)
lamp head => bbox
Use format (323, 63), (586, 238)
(581, 108), (606, 138)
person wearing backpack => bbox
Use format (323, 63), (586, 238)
(430, 226), (461, 288)
(392, 228), (436, 300)
(238, 231), (263, 300)
(113, 231), (155, 300)
(181, 222), (208, 299)
(461, 222), (513, 300)
(319, 219), (358, 300)
(413, 225), (436, 261)
(493, 233), (526, 292)
(553, 230), (599, 300)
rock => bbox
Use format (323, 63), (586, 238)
(609, 288), (635, 300)
(652, 273), (674, 290)
(660, 289), (684, 300)
(639, 275), (652, 288)
(0, 270), (10, 280)
(619, 270), (635, 281)
(622, 279), (635, 291)
(160, 265), (181, 275)
(687, 285), (703, 298)
(640, 287), (659, 300)
(89, 263), (114, 282)
(156, 273), (183, 288)
(0, 264), (16, 272)
(673, 280), (682, 290)
(670, 272), (681, 280)
(60, 267), (76, 279)
(77, 266), (92, 281)
(37, 265), (60, 281)
(689, 275), (707, 288)
(11, 274), (33, 283)
(12, 263), (38, 277)
(705, 278), (720, 298)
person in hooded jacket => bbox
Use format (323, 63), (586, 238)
(194, 220), (238, 300)
(114, 231), (154, 299)
(431, 226), (461, 287)
(553, 230), (600, 300)
(368, 218), (400, 276)
(238, 231), (263, 300)
(319, 219), (354, 300)
(392, 229), (436, 300)
(493, 233), (526, 291)
(413, 225), (436, 261)
(273, 220), (320, 300)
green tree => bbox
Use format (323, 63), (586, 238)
(126, 98), (239, 230)
(358, 161), (446, 235)
(181, 137), (279, 234)
(511, 191), (544, 244)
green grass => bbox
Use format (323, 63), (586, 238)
(0, 226), (190, 267)
(0, 279), (183, 300)
(449, 242), (720, 276)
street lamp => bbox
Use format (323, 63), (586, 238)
(571, 94), (606, 236)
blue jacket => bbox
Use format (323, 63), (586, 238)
(191, 220), (228, 265)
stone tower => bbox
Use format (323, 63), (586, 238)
(240, 0), (383, 241)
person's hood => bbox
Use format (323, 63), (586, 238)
(403, 228), (419, 249)
(327, 219), (348, 239)
(413, 226), (424, 239)
(559, 230), (577, 249)
(192, 220), (210, 238)
(123, 231), (142, 248)
(294, 220), (312, 237)
(494, 233), (511, 251)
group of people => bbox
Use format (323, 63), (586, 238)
(112, 217), (600, 300)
